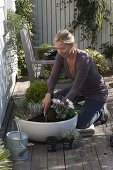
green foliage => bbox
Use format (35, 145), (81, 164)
(101, 43), (113, 60)
(14, 96), (27, 110)
(60, 128), (79, 140)
(7, 10), (27, 75)
(57, 0), (110, 44)
(15, 0), (33, 74)
(15, 0), (33, 32)
(17, 50), (26, 76)
(84, 48), (109, 74)
(25, 80), (47, 103)
(37, 43), (51, 59)
(7, 10), (26, 49)
(51, 99), (79, 121)
(27, 102), (42, 115)
(7, 0), (33, 76)
(73, 0), (106, 43)
(0, 139), (11, 170)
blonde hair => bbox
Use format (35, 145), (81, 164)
(54, 29), (75, 44)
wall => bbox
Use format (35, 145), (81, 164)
(33, 0), (113, 52)
(0, 0), (17, 127)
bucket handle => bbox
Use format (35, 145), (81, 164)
(12, 118), (22, 140)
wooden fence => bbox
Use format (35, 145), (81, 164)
(32, 0), (113, 52)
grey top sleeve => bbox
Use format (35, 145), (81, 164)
(47, 53), (63, 93)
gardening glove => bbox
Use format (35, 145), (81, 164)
(41, 93), (51, 113)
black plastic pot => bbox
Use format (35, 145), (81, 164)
(110, 135), (113, 147)
(63, 138), (74, 150)
(46, 136), (58, 152)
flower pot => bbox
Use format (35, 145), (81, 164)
(63, 138), (74, 150)
(17, 114), (78, 142)
(46, 136), (58, 152)
(110, 135), (113, 147)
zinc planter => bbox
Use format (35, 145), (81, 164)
(17, 114), (78, 142)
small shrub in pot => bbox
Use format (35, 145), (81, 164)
(60, 128), (79, 150)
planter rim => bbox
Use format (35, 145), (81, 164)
(19, 114), (78, 124)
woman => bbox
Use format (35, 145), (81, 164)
(41, 29), (108, 129)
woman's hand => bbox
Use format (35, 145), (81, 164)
(41, 93), (52, 113)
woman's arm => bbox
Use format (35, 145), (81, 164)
(41, 53), (63, 112)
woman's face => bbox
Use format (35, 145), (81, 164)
(55, 41), (74, 57)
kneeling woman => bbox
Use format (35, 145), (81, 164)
(41, 29), (108, 129)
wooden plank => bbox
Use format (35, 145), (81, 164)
(93, 135), (113, 169)
(79, 137), (101, 170)
(30, 143), (47, 170)
(64, 141), (83, 170)
(93, 123), (113, 170)
(48, 143), (65, 170)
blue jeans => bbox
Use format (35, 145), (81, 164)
(53, 87), (105, 129)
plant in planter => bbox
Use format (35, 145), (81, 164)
(14, 80), (47, 120)
(49, 98), (79, 122)
(0, 139), (11, 169)
(60, 128), (79, 150)
(15, 81), (79, 142)
(25, 80), (47, 103)
(25, 80), (47, 120)
(14, 96), (27, 110)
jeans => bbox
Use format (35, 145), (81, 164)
(53, 87), (105, 129)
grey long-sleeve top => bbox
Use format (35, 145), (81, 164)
(47, 49), (108, 102)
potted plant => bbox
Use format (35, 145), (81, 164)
(48, 98), (78, 121)
(0, 139), (11, 169)
(60, 128), (79, 150)
(14, 80), (79, 142)
(46, 136), (58, 152)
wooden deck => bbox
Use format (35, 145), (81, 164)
(1, 75), (113, 170)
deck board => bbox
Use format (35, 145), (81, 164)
(48, 143), (65, 170)
(79, 137), (101, 170)
(31, 143), (47, 170)
(1, 75), (113, 170)
(64, 144), (83, 170)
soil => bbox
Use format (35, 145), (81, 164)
(28, 108), (58, 122)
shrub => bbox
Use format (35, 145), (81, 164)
(25, 80), (47, 103)
(101, 43), (113, 60)
(84, 48), (109, 74)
